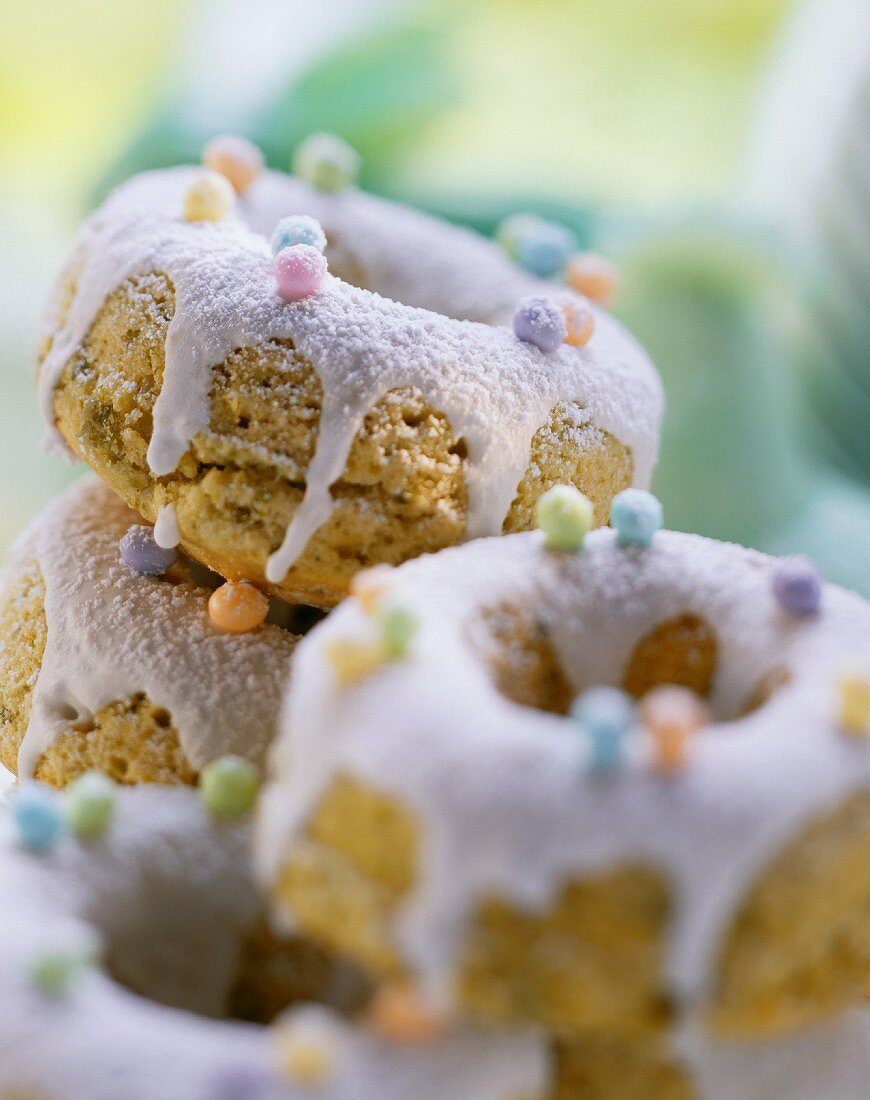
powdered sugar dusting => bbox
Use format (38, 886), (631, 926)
(4, 478), (297, 775)
(38, 167), (662, 583)
(0, 785), (550, 1099)
(258, 529), (870, 1015)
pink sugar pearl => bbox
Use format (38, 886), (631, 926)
(275, 244), (327, 301)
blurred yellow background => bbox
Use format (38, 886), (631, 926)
(2, 0), (869, 591)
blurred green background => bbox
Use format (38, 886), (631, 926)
(1, 0), (869, 591)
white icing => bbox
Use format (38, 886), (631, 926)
(38, 167), (662, 583)
(1, 478), (297, 775)
(154, 502), (180, 549)
(0, 785), (549, 1100)
(257, 529), (870, 1015)
(678, 1010), (870, 1100)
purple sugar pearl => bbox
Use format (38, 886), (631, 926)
(119, 526), (177, 576)
(772, 555), (822, 616)
(209, 1066), (272, 1100)
(513, 295), (567, 354)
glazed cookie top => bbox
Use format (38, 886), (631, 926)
(37, 166), (661, 585)
(258, 527), (870, 1008)
(4, 478), (297, 776)
(0, 783), (547, 1100)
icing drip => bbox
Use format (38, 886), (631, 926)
(154, 503), (180, 549)
(4, 479), (296, 775)
(257, 529), (870, 1012)
(38, 168), (662, 582)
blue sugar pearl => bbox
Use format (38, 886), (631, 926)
(514, 220), (577, 278)
(270, 214), (327, 256)
(611, 488), (663, 548)
(571, 686), (635, 773)
(496, 213), (540, 259)
(13, 783), (64, 853)
(119, 526), (177, 576)
(773, 556), (822, 617)
(513, 295), (567, 354)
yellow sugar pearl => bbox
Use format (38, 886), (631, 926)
(367, 982), (444, 1044)
(182, 171), (235, 222)
(208, 581), (269, 633)
(202, 134), (264, 195)
(557, 292), (595, 347)
(566, 252), (620, 306)
(279, 1041), (333, 1084)
(273, 1018), (337, 1084)
(838, 669), (870, 737)
(324, 638), (384, 685)
(641, 685), (708, 774)
(350, 564), (395, 615)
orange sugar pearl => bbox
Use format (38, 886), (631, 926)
(557, 293), (595, 347)
(641, 685), (708, 774)
(208, 581), (269, 633)
(202, 134), (264, 195)
(350, 564), (394, 615)
(367, 983), (444, 1044)
(566, 252), (620, 306)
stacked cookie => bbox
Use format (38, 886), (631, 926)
(0, 133), (867, 1099)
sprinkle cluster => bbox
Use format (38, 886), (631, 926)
(497, 213), (621, 351)
(325, 568), (419, 685)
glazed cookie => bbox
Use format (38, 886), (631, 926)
(37, 156), (661, 608)
(257, 511), (870, 1042)
(2, 782), (866, 1100)
(0, 782), (548, 1100)
(0, 478), (298, 784)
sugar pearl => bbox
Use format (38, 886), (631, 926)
(66, 771), (115, 839)
(293, 132), (361, 193)
(182, 170), (235, 222)
(119, 525), (177, 576)
(572, 686), (635, 773)
(30, 939), (98, 996)
(514, 219), (576, 278)
(557, 292), (595, 347)
(611, 489), (663, 548)
(324, 638), (384, 686)
(275, 244), (328, 302)
(837, 668), (870, 737)
(273, 1014), (340, 1084)
(202, 134), (264, 195)
(13, 783), (63, 853)
(367, 983), (444, 1044)
(566, 252), (620, 305)
(350, 564), (395, 615)
(772, 556), (822, 617)
(208, 581), (269, 633)
(210, 1066), (272, 1100)
(377, 599), (418, 660)
(270, 214), (327, 256)
(641, 685), (707, 774)
(496, 213), (541, 259)
(536, 485), (594, 552)
(513, 295), (567, 354)
(199, 755), (260, 819)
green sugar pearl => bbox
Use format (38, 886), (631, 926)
(377, 599), (419, 660)
(66, 771), (115, 839)
(31, 940), (99, 996)
(199, 755), (260, 819)
(536, 485), (594, 551)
